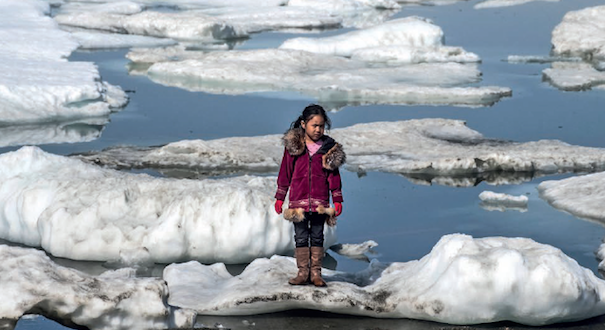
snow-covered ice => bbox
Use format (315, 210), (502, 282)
(164, 234), (605, 325)
(0, 117), (108, 148)
(0, 0), (128, 124)
(0, 147), (336, 264)
(474, 0), (559, 9)
(74, 119), (605, 181)
(543, 62), (605, 91)
(538, 171), (605, 222)
(0, 244), (187, 330)
(142, 49), (507, 107)
(551, 5), (605, 59)
(279, 17), (480, 63)
(69, 29), (178, 49)
(330, 240), (378, 262)
(479, 191), (528, 212)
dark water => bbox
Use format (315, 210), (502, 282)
(4, 0), (605, 329)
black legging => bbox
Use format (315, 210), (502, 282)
(293, 212), (327, 248)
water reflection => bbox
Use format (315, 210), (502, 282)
(0, 118), (108, 148)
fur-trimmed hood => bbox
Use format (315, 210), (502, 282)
(282, 128), (346, 171)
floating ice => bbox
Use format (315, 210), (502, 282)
(143, 48), (507, 107)
(543, 62), (605, 91)
(538, 171), (605, 222)
(0, 244), (189, 330)
(0, 117), (108, 148)
(164, 234), (605, 325)
(479, 191), (528, 212)
(330, 240), (378, 262)
(74, 119), (605, 180)
(69, 29), (178, 49)
(0, 147), (336, 264)
(552, 5), (605, 59)
(280, 17), (479, 63)
(0, 0), (127, 124)
(474, 0), (559, 9)
(507, 55), (582, 64)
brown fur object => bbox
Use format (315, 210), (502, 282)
(282, 128), (306, 157)
(283, 206), (337, 227)
(282, 128), (346, 170)
(322, 143), (345, 171)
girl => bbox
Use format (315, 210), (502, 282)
(274, 104), (345, 287)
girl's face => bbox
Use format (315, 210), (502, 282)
(302, 115), (325, 142)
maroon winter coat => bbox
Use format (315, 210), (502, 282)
(275, 128), (345, 224)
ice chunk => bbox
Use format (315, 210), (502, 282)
(330, 240), (378, 262)
(143, 49), (508, 107)
(279, 16), (477, 61)
(0, 0), (127, 124)
(538, 171), (605, 222)
(164, 234), (605, 325)
(543, 62), (605, 91)
(474, 0), (559, 9)
(0, 244), (180, 330)
(74, 119), (605, 179)
(552, 5), (605, 59)
(0, 147), (336, 263)
(69, 29), (178, 49)
(479, 191), (528, 212)
(0, 117), (108, 148)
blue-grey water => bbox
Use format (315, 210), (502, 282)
(5, 0), (605, 329)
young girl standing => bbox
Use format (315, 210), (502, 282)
(274, 104), (345, 287)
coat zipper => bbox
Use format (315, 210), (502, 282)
(308, 152), (312, 212)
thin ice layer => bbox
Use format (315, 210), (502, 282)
(0, 245), (185, 330)
(552, 5), (605, 58)
(0, 147), (336, 263)
(164, 234), (605, 325)
(279, 16), (479, 63)
(74, 118), (605, 177)
(0, 0), (127, 124)
(474, 0), (559, 9)
(144, 49), (508, 107)
(538, 171), (605, 222)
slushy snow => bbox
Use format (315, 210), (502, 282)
(74, 119), (605, 180)
(0, 245), (190, 330)
(0, 147), (336, 264)
(0, 0), (128, 124)
(164, 234), (605, 325)
(538, 171), (605, 222)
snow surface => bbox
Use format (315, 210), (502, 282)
(69, 29), (178, 49)
(474, 0), (559, 9)
(479, 191), (528, 212)
(0, 244), (191, 330)
(543, 62), (605, 91)
(0, 147), (336, 264)
(0, 0), (128, 124)
(0, 117), (108, 148)
(164, 234), (605, 325)
(552, 5), (605, 58)
(74, 118), (605, 181)
(538, 171), (605, 222)
(143, 49), (507, 107)
(279, 17), (479, 63)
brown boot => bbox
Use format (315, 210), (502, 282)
(289, 247), (310, 285)
(310, 246), (327, 287)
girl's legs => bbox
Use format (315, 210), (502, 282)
(289, 219), (311, 285)
(308, 213), (328, 287)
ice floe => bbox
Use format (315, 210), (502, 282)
(142, 48), (506, 107)
(538, 171), (605, 222)
(330, 240), (378, 262)
(0, 147), (336, 264)
(69, 29), (178, 49)
(551, 5), (605, 59)
(479, 191), (528, 212)
(74, 119), (605, 183)
(164, 233), (605, 325)
(279, 17), (479, 63)
(0, 0), (127, 124)
(0, 244), (190, 330)
(543, 62), (605, 91)
(0, 117), (108, 148)
(474, 0), (559, 9)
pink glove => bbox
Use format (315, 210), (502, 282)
(275, 200), (283, 214)
(334, 202), (342, 217)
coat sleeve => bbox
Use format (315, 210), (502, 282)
(275, 148), (294, 201)
(328, 167), (343, 203)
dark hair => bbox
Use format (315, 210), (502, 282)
(289, 104), (331, 130)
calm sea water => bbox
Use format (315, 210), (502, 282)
(6, 0), (605, 329)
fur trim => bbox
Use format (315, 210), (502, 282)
(322, 143), (346, 171)
(283, 208), (305, 222)
(282, 206), (337, 227)
(282, 128), (306, 156)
